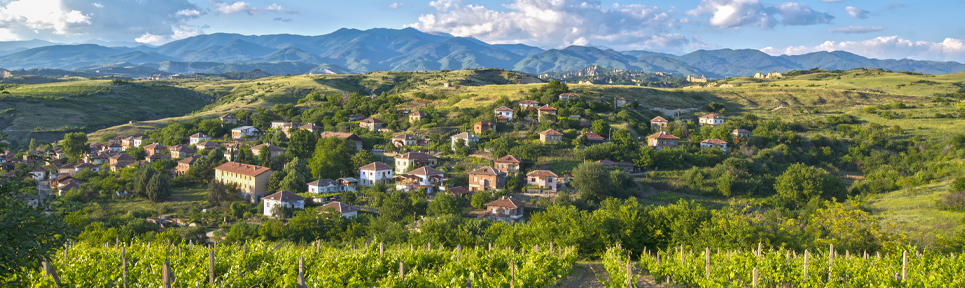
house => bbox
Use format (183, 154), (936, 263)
(220, 113), (239, 124)
(231, 126), (261, 139)
(468, 166), (506, 191)
(484, 196), (526, 223)
(214, 162), (273, 202)
(359, 162), (393, 186)
(299, 123), (322, 133)
(494, 106), (513, 122)
(195, 141), (220, 151)
(104, 143), (123, 153)
(537, 105), (558, 122)
(57, 179), (84, 196)
(307, 179), (339, 193)
(409, 111), (427, 123)
(169, 145), (196, 159)
(395, 166), (445, 193)
(2, 168), (46, 181)
(390, 134), (429, 147)
(526, 170), (559, 192)
(581, 132), (606, 144)
(85, 152), (111, 165)
(450, 132), (479, 149)
(474, 121), (496, 134)
(338, 178), (358, 191)
(189, 133), (211, 145)
(596, 160), (635, 173)
(271, 121), (298, 130)
(320, 132), (364, 150)
(109, 153), (136, 167)
(732, 129), (752, 138)
(539, 129), (563, 144)
(394, 152), (439, 175)
(559, 93), (579, 101)
(261, 190), (305, 217)
(698, 113), (726, 126)
(647, 132), (680, 151)
(615, 97), (630, 107)
(251, 144), (285, 159)
(700, 138), (728, 151)
(176, 155), (203, 176)
(348, 114), (366, 121)
(650, 116), (669, 130)
(319, 201), (359, 219)
(145, 154), (169, 163)
(519, 100), (540, 109)
(446, 187), (472, 198)
(74, 163), (101, 173)
(359, 117), (383, 131)
(127, 136), (149, 148)
(142, 143), (167, 156)
(494, 155), (521, 174)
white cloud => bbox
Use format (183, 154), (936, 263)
(827, 25), (882, 33)
(134, 32), (166, 45)
(845, 6), (868, 19)
(688, 0), (834, 29)
(176, 9), (202, 17)
(0, 28), (18, 41)
(216, 2), (252, 14)
(0, 0), (91, 35)
(92, 3), (104, 8)
(388, 3), (405, 10)
(135, 25), (203, 45)
(760, 36), (965, 62)
(265, 3), (283, 11)
(410, 0), (703, 52)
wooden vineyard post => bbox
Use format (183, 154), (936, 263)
(122, 247), (128, 288)
(752, 267), (758, 287)
(680, 245), (684, 266)
(380, 242), (384, 258)
(902, 250), (908, 281)
(297, 257), (306, 288)
(178, 246), (182, 258)
(242, 242), (247, 262)
(400, 261), (405, 282)
(757, 242), (763, 257)
(428, 242), (431, 251)
(488, 242), (492, 251)
(656, 251), (660, 265)
(209, 249), (215, 286)
(42, 260), (61, 285)
(64, 241), (69, 261)
(162, 261), (173, 288)
(803, 250), (809, 279)
(510, 262), (516, 288)
(457, 245), (462, 264)
(626, 258), (632, 288)
(705, 247), (711, 278)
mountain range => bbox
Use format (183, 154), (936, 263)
(1, 28), (964, 78)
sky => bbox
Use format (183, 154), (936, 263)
(1, 0), (964, 62)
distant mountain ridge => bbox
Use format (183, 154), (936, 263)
(1, 28), (964, 78)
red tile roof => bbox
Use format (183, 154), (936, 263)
(540, 129), (563, 136)
(494, 155), (521, 164)
(320, 201), (359, 213)
(143, 143), (167, 150)
(320, 132), (363, 141)
(559, 93), (578, 98)
(699, 113), (725, 119)
(538, 105), (557, 112)
(526, 170), (559, 179)
(407, 166), (444, 176)
(252, 144), (285, 152)
(647, 131), (679, 140)
(448, 187), (472, 196)
(360, 117), (383, 124)
(396, 152), (437, 161)
(486, 196), (525, 208)
(701, 138), (728, 145)
(263, 190), (304, 202)
(494, 106), (512, 112)
(190, 133), (210, 138)
(582, 132), (605, 140)
(651, 116), (668, 123)
(359, 162), (392, 171)
(469, 166), (502, 176)
(214, 162), (272, 177)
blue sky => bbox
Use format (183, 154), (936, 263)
(1, 0), (963, 61)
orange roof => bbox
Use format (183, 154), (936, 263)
(396, 152), (437, 161)
(407, 166), (444, 176)
(526, 170), (559, 179)
(494, 155), (521, 164)
(320, 132), (363, 141)
(469, 166), (502, 176)
(647, 131), (679, 140)
(252, 143), (285, 152)
(582, 132), (605, 140)
(263, 190), (304, 202)
(475, 121), (495, 126)
(494, 106), (512, 112)
(359, 162), (392, 171)
(733, 129), (751, 134)
(486, 196), (525, 208)
(143, 143), (166, 149)
(701, 138), (728, 145)
(699, 113), (725, 119)
(559, 93), (578, 98)
(214, 162), (272, 177)
(651, 116), (668, 123)
(320, 201), (359, 213)
(538, 105), (557, 112)
(410, 111), (427, 117)
(449, 187), (472, 196)
(360, 117), (382, 123)
(540, 129), (563, 136)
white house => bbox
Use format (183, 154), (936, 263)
(700, 138), (728, 151)
(698, 113), (726, 126)
(231, 126), (260, 139)
(337, 178), (358, 191)
(307, 179), (339, 193)
(450, 132), (479, 149)
(261, 190), (305, 217)
(320, 201), (359, 218)
(359, 162), (393, 186)
(189, 133), (211, 145)
(494, 106), (514, 121)
(395, 166), (445, 193)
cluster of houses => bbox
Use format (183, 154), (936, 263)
(647, 113), (753, 152)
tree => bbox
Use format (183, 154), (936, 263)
(428, 193), (461, 216)
(230, 202), (248, 219)
(381, 191), (415, 222)
(351, 150), (377, 172)
(62, 132), (88, 158)
(207, 179), (229, 205)
(611, 129), (638, 150)
(634, 146), (655, 169)
(267, 170), (286, 193)
(953, 176), (965, 192)
(774, 163), (845, 208)
(279, 172), (306, 193)
(283, 157), (313, 183)
(133, 166), (158, 198)
(571, 162), (612, 202)
(592, 119), (610, 137)
(146, 173), (172, 202)
(470, 191), (494, 209)
(286, 129), (318, 160)
(258, 145), (271, 167)
(309, 137), (355, 179)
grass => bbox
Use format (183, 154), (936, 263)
(863, 180), (965, 247)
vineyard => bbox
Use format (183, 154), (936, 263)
(629, 245), (965, 287)
(26, 241), (577, 287)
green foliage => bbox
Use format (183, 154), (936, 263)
(774, 163), (846, 208)
(286, 129), (318, 160)
(380, 192), (415, 222)
(571, 162), (631, 201)
(62, 132), (88, 158)
(592, 119), (610, 136)
(427, 193), (461, 217)
(309, 137), (355, 179)
(206, 179), (229, 205)
(145, 173), (172, 202)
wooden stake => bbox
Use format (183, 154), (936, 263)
(752, 267), (758, 287)
(902, 250), (908, 281)
(122, 247), (128, 288)
(242, 242), (247, 262)
(400, 261), (405, 282)
(656, 251), (661, 265)
(380, 242), (384, 258)
(803, 250), (809, 279)
(64, 241), (69, 261)
(43, 261), (61, 285)
(298, 257), (306, 287)
(511, 262), (516, 288)
(705, 247), (711, 278)
(162, 261), (173, 288)
(178, 246), (182, 258)
(757, 242), (763, 257)
(680, 245), (685, 266)
(626, 258), (632, 288)
(209, 249), (215, 286)
(457, 245), (462, 264)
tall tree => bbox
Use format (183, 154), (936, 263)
(267, 170), (287, 193)
(133, 166), (158, 198)
(283, 157), (313, 182)
(258, 145), (271, 167)
(571, 162), (612, 202)
(146, 173), (172, 202)
(351, 150), (377, 172)
(62, 132), (88, 158)
(592, 119), (610, 137)
(309, 137), (355, 179)
(286, 129), (318, 160)
(427, 193), (461, 216)
(774, 163), (846, 208)
(207, 179), (229, 205)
